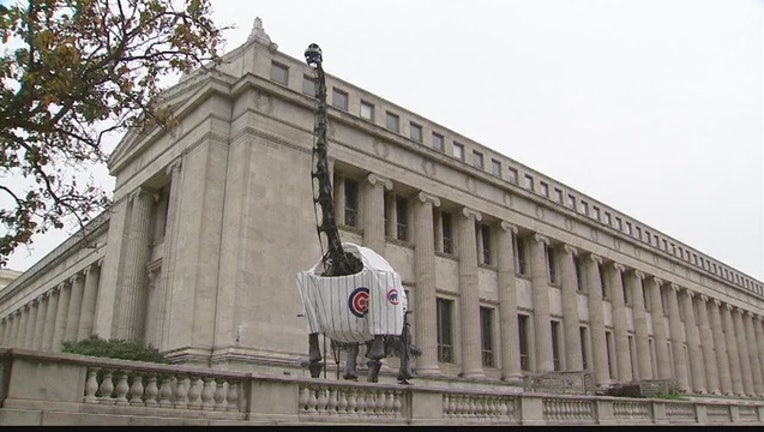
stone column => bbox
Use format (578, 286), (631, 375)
(5, 313), (15, 346)
(629, 271), (651, 380)
(721, 304), (744, 396)
(413, 191), (440, 375)
(10, 311), (22, 347)
(754, 316), (764, 394)
(458, 207), (484, 378)
(710, 300), (732, 395)
(22, 303), (36, 349)
(51, 280), (72, 352)
(585, 254), (609, 386)
(32, 295), (48, 350)
(64, 272), (86, 343)
(0, 318), (7, 343)
(696, 295), (720, 394)
(666, 283), (689, 392)
(560, 244), (582, 371)
(77, 260), (102, 341)
(116, 188), (155, 341)
(159, 159), (181, 351)
(679, 289), (705, 393)
(733, 308), (754, 396)
(497, 221), (521, 380)
(363, 173), (392, 255)
(647, 277), (671, 379)
(41, 288), (59, 351)
(608, 263), (631, 382)
(530, 234), (553, 373)
(743, 312), (764, 396)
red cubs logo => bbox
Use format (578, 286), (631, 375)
(348, 287), (369, 318)
(387, 288), (399, 305)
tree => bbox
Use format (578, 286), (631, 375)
(0, 0), (228, 266)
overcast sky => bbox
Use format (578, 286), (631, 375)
(5, 0), (763, 282)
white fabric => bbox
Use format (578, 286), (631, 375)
(297, 243), (407, 343)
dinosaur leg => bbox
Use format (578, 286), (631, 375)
(308, 332), (322, 378)
(343, 343), (359, 381)
(366, 335), (385, 383)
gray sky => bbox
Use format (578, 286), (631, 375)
(5, 0), (763, 282)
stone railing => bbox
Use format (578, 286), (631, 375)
(1, 348), (763, 426)
(523, 370), (594, 395)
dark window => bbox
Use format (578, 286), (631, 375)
(432, 132), (444, 151)
(599, 263), (608, 300)
(508, 168), (518, 184)
(539, 181), (549, 197)
(386, 112), (399, 132)
(491, 159), (501, 177)
(360, 100), (374, 120)
(302, 75), (316, 96)
(480, 307), (494, 367)
(547, 245), (557, 284)
(551, 320), (562, 371)
(453, 142), (464, 160)
(344, 178), (359, 227)
(437, 298), (454, 363)
(442, 212), (453, 254)
(333, 88), (348, 110)
(554, 188), (563, 204)
(524, 174), (534, 191)
(580, 200), (589, 215)
(270, 61), (288, 85)
(396, 196), (409, 241)
(479, 224), (491, 265)
(473, 151), (484, 169)
(568, 194), (576, 211)
(622, 271), (630, 305)
(606, 331), (615, 379)
(410, 122), (423, 143)
(592, 206), (601, 221)
(574, 255), (584, 292)
(518, 314), (531, 371)
(516, 235), (528, 276)
(580, 326), (589, 370)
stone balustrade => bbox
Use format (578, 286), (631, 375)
(1, 347), (763, 426)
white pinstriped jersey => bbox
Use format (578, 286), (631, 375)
(296, 243), (407, 343)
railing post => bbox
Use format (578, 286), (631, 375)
(730, 405), (740, 423)
(248, 379), (300, 422)
(695, 404), (707, 424)
(651, 400), (668, 424)
(409, 389), (442, 425)
(519, 395), (545, 425)
(595, 398), (615, 425)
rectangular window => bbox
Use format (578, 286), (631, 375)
(410, 122), (423, 143)
(604, 212), (612, 226)
(302, 75), (316, 96)
(479, 224), (492, 265)
(546, 244), (557, 285)
(385, 111), (399, 132)
(508, 167), (518, 184)
(442, 211), (453, 254)
(333, 88), (348, 110)
(473, 151), (484, 169)
(662, 239), (667, 250)
(360, 100), (374, 120)
(551, 320), (562, 371)
(599, 262), (609, 300)
(592, 206), (601, 221)
(635, 226), (642, 240)
(625, 222), (632, 235)
(270, 61), (288, 85)
(491, 159), (502, 177)
(432, 132), (444, 151)
(344, 178), (359, 227)
(453, 142), (464, 160)
(515, 235), (528, 276)
(580, 200), (589, 215)
(615, 217), (623, 231)
(480, 307), (495, 368)
(554, 188), (563, 204)
(524, 174), (534, 191)
(568, 194), (576, 211)
(580, 326), (590, 370)
(606, 330), (615, 379)
(437, 298), (454, 363)
(643, 283), (650, 311)
(518, 314), (531, 371)
(574, 255), (584, 292)
(396, 196), (409, 241)
(623, 276), (631, 305)
(539, 181), (549, 197)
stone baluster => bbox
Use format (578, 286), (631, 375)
(64, 272), (86, 343)
(665, 283), (689, 391)
(458, 207), (484, 378)
(202, 377), (215, 410)
(116, 188), (155, 341)
(51, 279), (72, 351)
(732, 308), (754, 396)
(647, 277), (671, 379)
(585, 253), (609, 387)
(530, 233), (553, 373)
(129, 375), (145, 406)
(679, 289), (705, 393)
(497, 221), (521, 380)
(158, 377), (174, 408)
(560, 244), (582, 371)
(629, 271), (651, 380)
(695, 295), (720, 394)
(413, 191), (441, 375)
(721, 304), (744, 396)
(709, 300), (732, 395)
(144, 375), (159, 407)
(77, 260), (102, 341)
(99, 370), (115, 403)
(363, 173), (392, 255)
(40, 289), (58, 351)
(742, 312), (764, 396)
(114, 372), (130, 405)
(608, 262), (631, 382)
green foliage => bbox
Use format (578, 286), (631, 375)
(0, 0), (229, 265)
(653, 385), (686, 400)
(61, 336), (169, 363)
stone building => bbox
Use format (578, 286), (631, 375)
(1, 18), (763, 398)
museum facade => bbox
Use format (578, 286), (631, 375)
(1, 19), (763, 398)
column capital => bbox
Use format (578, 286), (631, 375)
(166, 157), (182, 176)
(754, 315), (764, 323)
(700, 294), (709, 303)
(56, 282), (66, 292)
(744, 310), (753, 318)
(670, 282), (681, 292)
(651, 276), (664, 286)
(563, 244), (578, 256)
(532, 233), (549, 245)
(684, 289), (695, 299)
(69, 272), (85, 285)
(499, 221), (518, 234)
(633, 270), (645, 280)
(725, 303), (734, 311)
(587, 253), (602, 264)
(367, 172), (393, 190)
(97, 258), (105, 268)
(128, 187), (157, 204)
(461, 207), (482, 222)
(714, 299), (722, 307)
(612, 262), (625, 272)
(416, 191), (441, 207)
